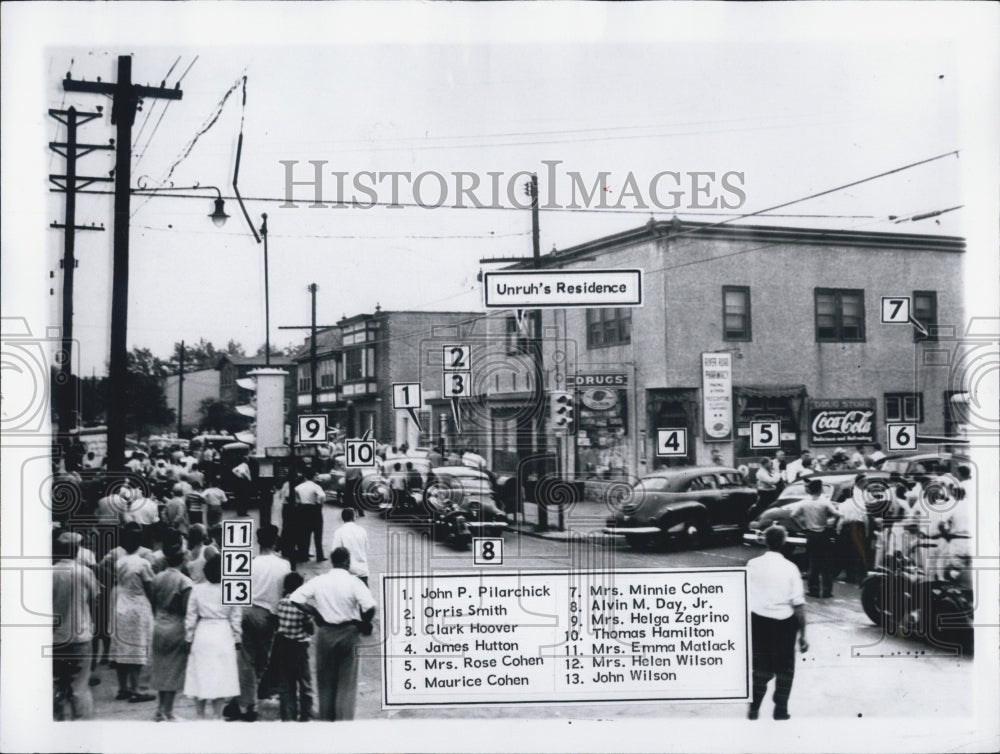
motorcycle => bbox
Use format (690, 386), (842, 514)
(432, 501), (473, 550)
(861, 534), (973, 655)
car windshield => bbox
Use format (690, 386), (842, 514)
(779, 481), (834, 499)
(880, 459), (911, 474)
(718, 472), (746, 489)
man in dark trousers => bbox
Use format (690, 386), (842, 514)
(747, 524), (808, 720)
(793, 478), (841, 598)
(295, 466), (326, 562)
(290, 547), (376, 721)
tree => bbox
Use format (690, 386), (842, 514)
(166, 338), (245, 373)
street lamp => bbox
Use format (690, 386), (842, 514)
(132, 184), (230, 227)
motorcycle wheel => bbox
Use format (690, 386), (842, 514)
(930, 596), (974, 656)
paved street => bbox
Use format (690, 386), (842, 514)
(87, 501), (973, 723)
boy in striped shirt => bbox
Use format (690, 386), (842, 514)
(272, 572), (314, 721)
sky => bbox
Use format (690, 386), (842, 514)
(4, 5), (992, 376)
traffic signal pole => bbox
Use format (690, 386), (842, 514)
(528, 174), (548, 531)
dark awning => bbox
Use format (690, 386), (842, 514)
(734, 384), (807, 399)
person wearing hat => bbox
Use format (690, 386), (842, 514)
(149, 535), (193, 721)
(52, 530), (100, 719)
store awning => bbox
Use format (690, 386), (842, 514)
(734, 384), (808, 399)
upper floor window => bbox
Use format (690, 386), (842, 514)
(586, 308), (631, 349)
(297, 365), (311, 393)
(815, 288), (865, 342)
(722, 286), (751, 341)
(885, 392), (923, 422)
(345, 346), (375, 381)
(318, 358), (337, 388)
(913, 290), (938, 342)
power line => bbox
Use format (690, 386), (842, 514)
(132, 223), (531, 240)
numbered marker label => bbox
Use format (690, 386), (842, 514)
(222, 579), (252, 606)
(881, 296), (911, 324)
(222, 550), (252, 578)
(443, 371), (471, 397)
(298, 414), (328, 444)
(442, 344), (471, 372)
(222, 520), (253, 549)
(474, 538), (504, 565)
(656, 428), (687, 457)
(750, 421), (781, 449)
(392, 382), (422, 410)
(345, 439), (377, 467)
(886, 423), (918, 451)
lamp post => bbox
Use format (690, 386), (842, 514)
(131, 185), (230, 226)
(260, 213), (271, 366)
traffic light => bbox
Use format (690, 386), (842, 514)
(550, 390), (575, 434)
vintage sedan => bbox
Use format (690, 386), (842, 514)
(603, 467), (755, 550)
(741, 472), (859, 558)
(874, 451), (970, 477)
(385, 465), (509, 538)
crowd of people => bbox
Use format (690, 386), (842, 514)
(51, 438), (378, 722)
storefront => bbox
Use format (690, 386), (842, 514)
(808, 398), (876, 448)
(571, 373), (631, 478)
(647, 388), (697, 468)
(734, 384), (807, 463)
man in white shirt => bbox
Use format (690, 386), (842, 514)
(332, 508), (369, 585)
(747, 525), (808, 721)
(231, 525), (291, 721)
(784, 450), (813, 484)
(753, 458), (783, 517)
(295, 467), (327, 563)
(290, 547), (376, 721)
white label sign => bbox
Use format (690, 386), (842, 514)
(886, 423), (918, 451)
(442, 345), (471, 371)
(393, 383), (422, 410)
(443, 371), (471, 397)
(345, 439), (377, 467)
(655, 428), (687, 457)
(701, 352), (733, 441)
(298, 414), (328, 444)
(750, 421), (780, 449)
(483, 270), (642, 308)
(881, 296), (911, 324)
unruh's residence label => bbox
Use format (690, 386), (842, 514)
(381, 569), (749, 708)
(483, 270), (642, 308)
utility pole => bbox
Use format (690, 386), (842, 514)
(527, 173), (548, 530)
(48, 106), (113, 436)
(261, 213), (271, 367)
(177, 340), (185, 437)
(63, 56), (183, 471)
(279, 284), (340, 414)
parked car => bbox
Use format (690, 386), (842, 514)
(316, 454), (381, 505)
(603, 466), (756, 550)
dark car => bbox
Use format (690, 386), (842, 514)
(874, 451), (970, 477)
(742, 471), (859, 554)
(386, 465), (509, 537)
(603, 466), (756, 550)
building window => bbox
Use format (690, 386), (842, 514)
(913, 290), (938, 342)
(815, 288), (865, 342)
(586, 308), (631, 349)
(318, 359), (336, 388)
(505, 315), (528, 354)
(885, 392), (923, 422)
(297, 365), (311, 393)
(345, 349), (363, 381)
(722, 286), (751, 341)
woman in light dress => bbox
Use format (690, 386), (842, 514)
(107, 523), (156, 703)
(149, 539), (192, 721)
(183, 554), (241, 719)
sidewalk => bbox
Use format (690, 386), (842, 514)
(509, 498), (618, 541)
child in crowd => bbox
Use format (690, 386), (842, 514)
(271, 572), (314, 721)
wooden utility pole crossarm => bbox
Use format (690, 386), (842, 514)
(63, 56), (183, 471)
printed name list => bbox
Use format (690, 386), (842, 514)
(381, 569), (748, 707)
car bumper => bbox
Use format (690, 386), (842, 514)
(601, 526), (661, 536)
(742, 531), (808, 548)
(467, 521), (508, 530)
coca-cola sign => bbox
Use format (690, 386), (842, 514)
(809, 399), (876, 446)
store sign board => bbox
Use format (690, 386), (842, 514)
(809, 398), (876, 446)
(701, 352), (733, 442)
